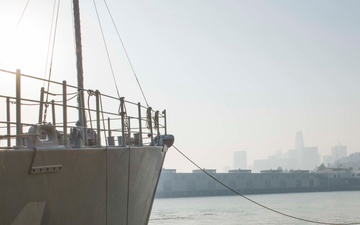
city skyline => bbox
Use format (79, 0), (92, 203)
(188, 131), (352, 172)
(246, 131), (350, 172)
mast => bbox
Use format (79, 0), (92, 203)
(72, 0), (87, 133)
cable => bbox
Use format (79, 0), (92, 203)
(92, 0), (121, 100)
(43, 0), (61, 123)
(43, 0), (58, 86)
(16, 0), (31, 29)
(173, 145), (360, 225)
(103, 0), (150, 107)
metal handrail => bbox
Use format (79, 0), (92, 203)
(0, 69), (168, 148)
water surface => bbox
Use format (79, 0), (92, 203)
(149, 191), (360, 224)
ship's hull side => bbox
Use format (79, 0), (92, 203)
(0, 146), (166, 225)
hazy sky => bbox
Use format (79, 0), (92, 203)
(0, 0), (359, 172)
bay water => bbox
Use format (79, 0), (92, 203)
(149, 191), (360, 225)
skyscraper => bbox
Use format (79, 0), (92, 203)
(301, 146), (320, 170)
(233, 151), (247, 169)
(295, 131), (304, 150)
(331, 145), (347, 160)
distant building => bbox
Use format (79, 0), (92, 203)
(322, 155), (335, 166)
(285, 149), (300, 169)
(281, 157), (298, 170)
(192, 169), (216, 173)
(260, 169), (282, 173)
(162, 169), (177, 173)
(228, 169), (251, 173)
(267, 154), (282, 169)
(295, 131), (304, 150)
(287, 149), (300, 159)
(252, 131), (321, 172)
(322, 145), (347, 166)
(331, 145), (347, 161)
(301, 147), (320, 171)
(289, 169), (310, 173)
(223, 166), (231, 173)
(156, 168), (360, 198)
(335, 152), (360, 169)
(253, 159), (269, 173)
(294, 132), (320, 170)
(233, 151), (247, 169)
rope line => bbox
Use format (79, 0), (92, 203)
(92, 0), (121, 100)
(173, 145), (360, 225)
(44, 91), (79, 97)
(103, 0), (150, 107)
(16, 0), (31, 29)
(43, 0), (61, 124)
(67, 93), (79, 102)
(43, 0), (58, 86)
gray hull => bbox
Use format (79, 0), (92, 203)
(0, 146), (166, 225)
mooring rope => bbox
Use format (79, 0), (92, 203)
(173, 145), (360, 225)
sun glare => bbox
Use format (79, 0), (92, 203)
(0, 2), (58, 76)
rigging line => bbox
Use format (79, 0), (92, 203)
(103, 0), (150, 107)
(0, 0), (31, 66)
(45, 0), (61, 96)
(67, 93), (79, 102)
(43, 0), (58, 87)
(43, 0), (61, 123)
(45, 91), (79, 96)
(173, 145), (360, 225)
(16, 0), (31, 29)
(92, 0), (121, 100)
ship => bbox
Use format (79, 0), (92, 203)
(0, 1), (174, 224)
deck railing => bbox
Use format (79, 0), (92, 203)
(0, 69), (168, 148)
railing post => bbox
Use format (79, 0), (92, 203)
(163, 109), (167, 135)
(38, 87), (44, 124)
(107, 117), (111, 138)
(128, 117), (131, 145)
(62, 80), (68, 146)
(120, 97), (126, 147)
(51, 100), (56, 127)
(95, 90), (101, 147)
(148, 107), (154, 146)
(137, 102), (143, 146)
(107, 117), (113, 146)
(6, 97), (11, 147)
(155, 110), (160, 139)
(15, 69), (23, 147)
